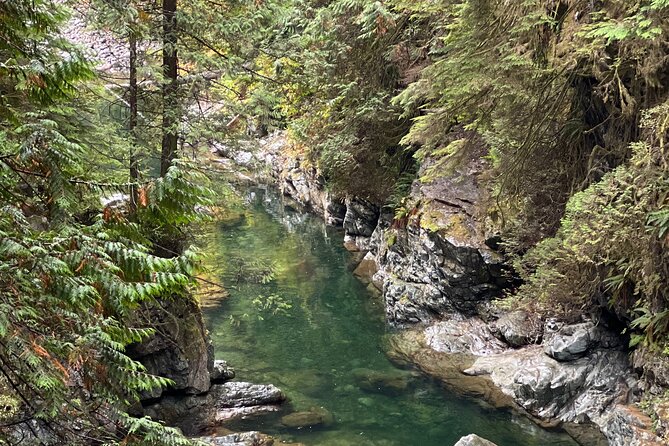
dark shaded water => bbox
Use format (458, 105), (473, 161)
(202, 188), (578, 446)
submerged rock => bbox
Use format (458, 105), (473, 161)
(351, 368), (412, 394)
(352, 252), (379, 284)
(453, 434), (498, 446)
(280, 407), (334, 428)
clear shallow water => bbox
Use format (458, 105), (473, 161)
(202, 188), (578, 446)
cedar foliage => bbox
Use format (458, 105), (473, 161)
(0, 1), (211, 444)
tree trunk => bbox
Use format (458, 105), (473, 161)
(129, 31), (139, 213)
(160, 0), (178, 177)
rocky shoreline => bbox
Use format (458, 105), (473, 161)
(220, 131), (668, 446)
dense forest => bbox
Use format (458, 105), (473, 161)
(1, 0), (668, 444)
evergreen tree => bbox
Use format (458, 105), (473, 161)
(0, 1), (211, 444)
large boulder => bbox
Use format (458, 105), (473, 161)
(543, 322), (620, 362)
(424, 318), (506, 356)
(127, 296), (213, 396)
(212, 382), (286, 408)
(142, 382), (286, 435)
(492, 310), (542, 347)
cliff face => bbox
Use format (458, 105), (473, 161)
(253, 131), (667, 446)
(128, 296), (215, 398)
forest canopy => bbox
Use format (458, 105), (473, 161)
(1, 0), (668, 444)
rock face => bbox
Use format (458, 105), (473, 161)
(343, 197), (379, 238)
(126, 296), (286, 436)
(453, 434), (498, 446)
(128, 296), (214, 396)
(256, 133), (346, 226)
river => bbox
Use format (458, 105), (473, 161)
(202, 187), (578, 446)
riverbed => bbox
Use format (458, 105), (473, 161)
(202, 187), (578, 446)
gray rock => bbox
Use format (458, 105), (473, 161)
(196, 431), (273, 446)
(127, 296), (213, 396)
(453, 434), (498, 446)
(492, 310), (541, 347)
(143, 381), (286, 434)
(143, 392), (212, 435)
(233, 151), (254, 166)
(383, 277), (447, 324)
(280, 407), (334, 428)
(343, 197), (379, 237)
(543, 322), (619, 361)
(599, 404), (666, 446)
(212, 359), (235, 383)
(212, 382), (285, 408)
(351, 368), (412, 394)
(214, 405), (282, 423)
(325, 199), (347, 226)
(424, 318), (506, 356)
(378, 218), (507, 323)
(464, 346), (638, 430)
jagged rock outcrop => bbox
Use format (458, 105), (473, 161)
(256, 134), (346, 226)
(389, 317), (662, 446)
(128, 296), (214, 397)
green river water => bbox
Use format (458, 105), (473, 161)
(202, 187), (579, 446)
